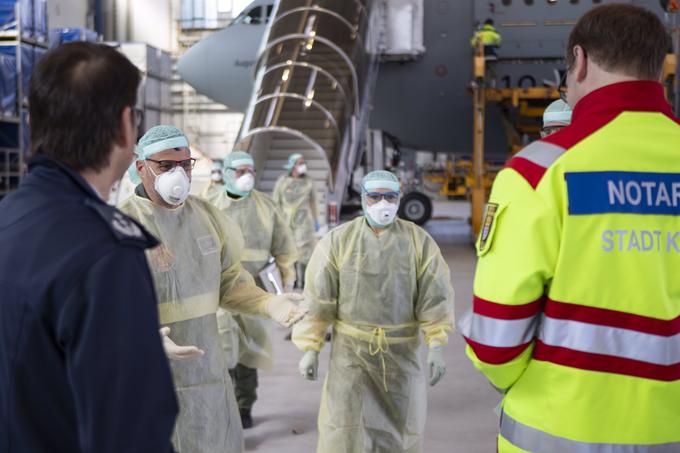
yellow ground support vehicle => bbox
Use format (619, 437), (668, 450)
(422, 158), (497, 200)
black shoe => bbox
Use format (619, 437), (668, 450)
(284, 332), (292, 341)
(239, 408), (253, 429)
(325, 332), (332, 342)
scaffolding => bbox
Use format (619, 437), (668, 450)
(469, 41), (560, 238)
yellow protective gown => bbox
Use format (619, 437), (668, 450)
(120, 190), (271, 453)
(203, 188), (297, 370)
(200, 180), (225, 200)
(292, 217), (455, 453)
(272, 174), (318, 265)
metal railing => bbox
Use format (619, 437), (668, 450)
(234, 0), (382, 215)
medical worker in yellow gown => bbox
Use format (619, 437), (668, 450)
(121, 125), (306, 453)
(293, 170), (455, 453)
(202, 151), (297, 428)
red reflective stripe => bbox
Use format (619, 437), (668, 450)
(510, 82), (679, 190)
(545, 299), (680, 337)
(464, 337), (533, 365)
(534, 340), (680, 382)
(506, 82), (679, 190)
(505, 157), (546, 189)
(544, 81), (679, 151)
(474, 295), (544, 320)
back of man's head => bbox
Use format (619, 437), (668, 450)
(567, 4), (669, 81)
(29, 42), (140, 172)
(484, 19), (494, 26)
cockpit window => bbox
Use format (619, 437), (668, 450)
(265, 5), (274, 22)
(234, 5), (262, 25)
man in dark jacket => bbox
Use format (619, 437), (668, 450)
(0, 42), (178, 453)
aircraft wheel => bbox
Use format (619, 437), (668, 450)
(399, 191), (432, 226)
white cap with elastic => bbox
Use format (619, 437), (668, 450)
(543, 99), (572, 126)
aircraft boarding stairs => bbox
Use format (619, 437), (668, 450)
(233, 0), (383, 226)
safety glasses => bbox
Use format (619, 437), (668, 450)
(147, 158), (196, 173)
(365, 191), (400, 204)
(558, 47), (585, 103)
(227, 167), (255, 177)
(540, 126), (563, 138)
(133, 107), (144, 129)
(133, 107), (145, 140)
(557, 70), (568, 103)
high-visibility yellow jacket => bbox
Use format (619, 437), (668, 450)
(470, 24), (502, 48)
(461, 81), (680, 452)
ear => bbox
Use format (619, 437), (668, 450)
(573, 45), (588, 84)
(136, 159), (145, 178)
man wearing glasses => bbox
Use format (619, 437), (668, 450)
(0, 43), (178, 452)
(292, 170), (455, 452)
(120, 125), (307, 453)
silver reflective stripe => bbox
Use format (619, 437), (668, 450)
(458, 308), (539, 348)
(515, 141), (566, 168)
(540, 317), (680, 366)
(501, 411), (680, 453)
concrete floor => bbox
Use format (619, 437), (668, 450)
(244, 202), (501, 452)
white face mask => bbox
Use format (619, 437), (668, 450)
(234, 173), (255, 193)
(366, 200), (398, 227)
(296, 163), (307, 175)
(211, 171), (223, 182)
(150, 165), (191, 206)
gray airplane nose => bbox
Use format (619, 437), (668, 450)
(177, 25), (263, 111)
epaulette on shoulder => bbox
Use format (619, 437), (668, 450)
(506, 140), (567, 189)
(85, 198), (159, 249)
